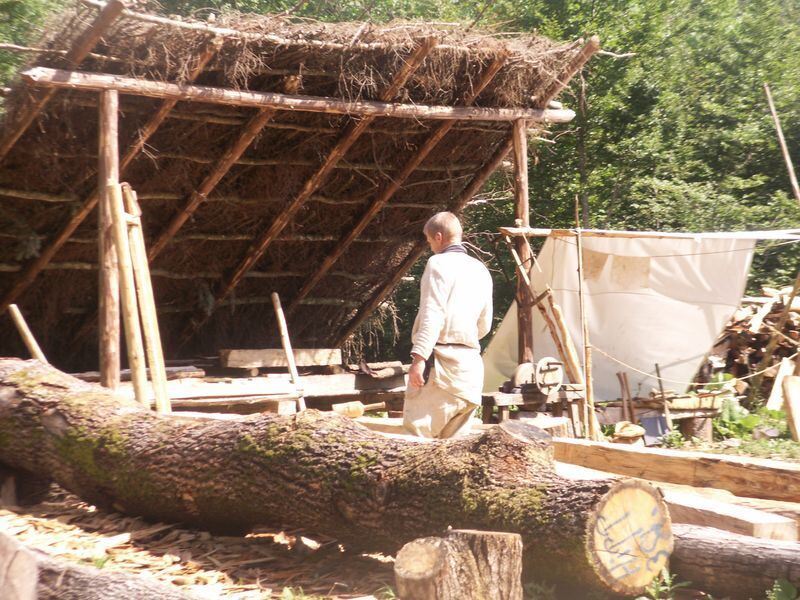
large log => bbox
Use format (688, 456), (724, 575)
(0, 359), (672, 595)
(671, 524), (800, 599)
(0, 530), (190, 600)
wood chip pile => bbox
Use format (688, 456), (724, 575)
(1, 486), (395, 599)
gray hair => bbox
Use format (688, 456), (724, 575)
(423, 211), (462, 241)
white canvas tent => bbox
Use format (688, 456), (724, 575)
(483, 229), (800, 400)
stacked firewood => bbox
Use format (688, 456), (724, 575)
(714, 286), (800, 396)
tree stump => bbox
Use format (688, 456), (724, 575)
(395, 529), (523, 600)
(0, 359), (672, 595)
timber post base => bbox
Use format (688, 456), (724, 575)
(0, 358), (671, 595)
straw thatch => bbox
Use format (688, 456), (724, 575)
(0, 0), (591, 369)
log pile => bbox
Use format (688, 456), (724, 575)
(716, 286), (800, 396)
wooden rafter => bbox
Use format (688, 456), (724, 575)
(175, 37), (438, 346)
(22, 67), (576, 124)
(334, 133), (516, 347)
(286, 55), (508, 316)
(0, 0), (126, 164)
(333, 36), (602, 346)
(0, 41), (219, 316)
(147, 106), (276, 259)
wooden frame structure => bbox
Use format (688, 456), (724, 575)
(0, 3), (600, 371)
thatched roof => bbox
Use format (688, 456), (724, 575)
(0, 0), (595, 368)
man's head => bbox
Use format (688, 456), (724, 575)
(423, 212), (462, 254)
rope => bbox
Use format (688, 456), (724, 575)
(591, 344), (800, 388)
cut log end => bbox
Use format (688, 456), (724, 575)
(586, 480), (673, 595)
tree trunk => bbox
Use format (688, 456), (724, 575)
(0, 359), (671, 595)
(0, 531), (191, 600)
(671, 524), (800, 599)
(395, 529), (523, 600)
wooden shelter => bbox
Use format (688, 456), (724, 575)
(0, 0), (598, 375)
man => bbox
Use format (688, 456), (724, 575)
(403, 212), (493, 438)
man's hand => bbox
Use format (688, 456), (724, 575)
(408, 354), (427, 388)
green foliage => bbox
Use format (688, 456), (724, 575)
(641, 569), (691, 600)
(767, 579), (799, 600)
(713, 398), (790, 440)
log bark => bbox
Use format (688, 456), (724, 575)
(395, 529), (523, 600)
(0, 530), (191, 600)
(671, 524), (800, 599)
(0, 359), (672, 595)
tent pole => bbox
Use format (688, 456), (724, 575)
(513, 118), (533, 364)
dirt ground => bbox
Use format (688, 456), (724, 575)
(1, 486), (396, 599)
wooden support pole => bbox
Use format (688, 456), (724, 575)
(271, 292), (306, 412)
(98, 89), (121, 389)
(177, 39), (437, 344)
(7, 304), (47, 363)
(0, 43), (219, 318)
(0, 0), (126, 164)
(285, 55), (508, 317)
(764, 83), (800, 205)
(538, 36), (602, 106)
(548, 298), (583, 384)
(334, 134), (516, 347)
(107, 182), (149, 406)
(22, 67), (576, 125)
(575, 216), (601, 440)
(512, 118), (533, 364)
(122, 184), (171, 414)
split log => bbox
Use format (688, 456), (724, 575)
(395, 529), (523, 600)
(671, 524), (800, 599)
(0, 359), (672, 595)
(0, 530), (190, 600)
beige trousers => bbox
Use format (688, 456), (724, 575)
(403, 375), (477, 439)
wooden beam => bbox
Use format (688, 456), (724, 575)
(512, 118), (533, 364)
(220, 348), (342, 369)
(147, 107), (276, 259)
(334, 133), (516, 346)
(7, 304), (48, 363)
(286, 55), (508, 315)
(553, 437), (800, 503)
(0, 42), (218, 317)
(0, 0), (126, 163)
(22, 67), (577, 124)
(176, 39), (437, 345)
(537, 36), (601, 106)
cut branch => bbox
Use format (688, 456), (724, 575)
(22, 67), (576, 124)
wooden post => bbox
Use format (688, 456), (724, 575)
(98, 90), (120, 389)
(513, 118), (533, 364)
(107, 183), (149, 407)
(122, 184), (171, 414)
(655, 363), (673, 429)
(575, 215), (601, 440)
(271, 292), (306, 412)
(8, 304), (47, 363)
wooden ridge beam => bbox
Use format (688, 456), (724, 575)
(0, 42), (219, 317)
(147, 107), (276, 259)
(286, 55), (508, 316)
(537, 35), (601, 106)
(175, 38), (437, 346)
(0, 0), (126, 164)
(22, 67), (576, 124)
(334, 133), (516, 346)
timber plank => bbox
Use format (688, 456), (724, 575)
(553, 437), (800, 502)
(220, 348), (342, 368)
